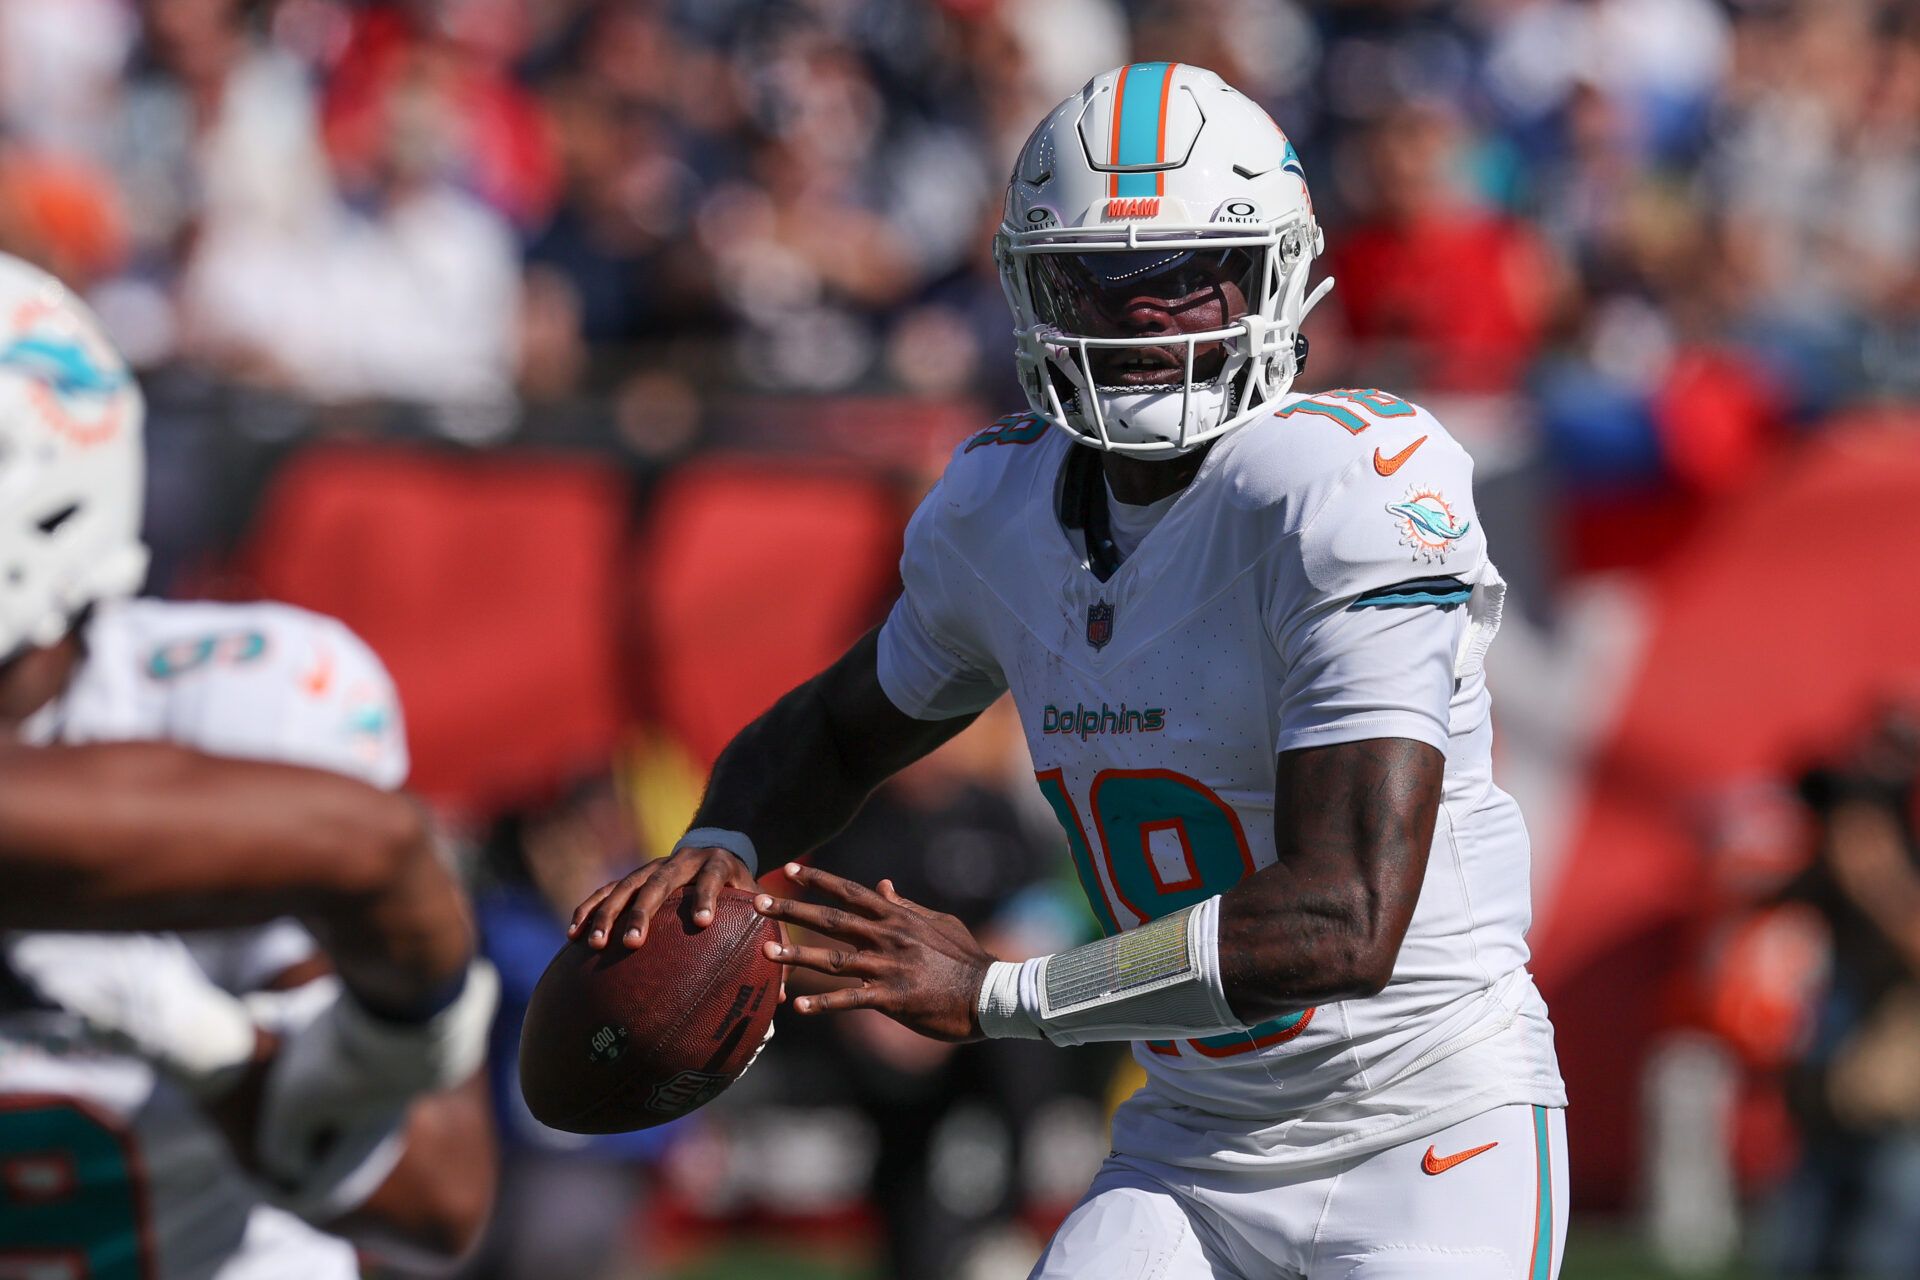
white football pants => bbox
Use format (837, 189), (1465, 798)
(1033, 1103), (1568, 1279)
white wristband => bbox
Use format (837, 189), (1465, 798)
(977, 959), (1042, 1039)
(975, 896), (1245, 1046)
(674, 827), (759, 877)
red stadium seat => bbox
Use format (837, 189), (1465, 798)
(233, 443), (628, 815)
(629, 457), (908, 768)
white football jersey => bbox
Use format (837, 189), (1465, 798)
(1, 597), (407, 1277)
(879, 391), (1565, 1171)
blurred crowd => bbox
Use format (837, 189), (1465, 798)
(3, 1), (1918, 1277)
(1, 0), (1915, 486)
(1638, 704), (1920, 1278)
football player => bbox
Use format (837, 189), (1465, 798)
(0, 253), (497, 1276)
(572, 65), (1567, 1278)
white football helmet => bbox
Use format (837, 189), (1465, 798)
(0, 254), (147, 661)
(995, 63), (1333, 458)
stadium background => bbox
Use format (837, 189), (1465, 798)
(4, 0), (1917, 1275)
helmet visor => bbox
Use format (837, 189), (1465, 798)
(1027, 246), (1259, 337)
(1026, 246), (1259, 388)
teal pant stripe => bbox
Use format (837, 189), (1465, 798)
(1531, 1105), (1554, 1279)
(1112, 62), (1170, 196)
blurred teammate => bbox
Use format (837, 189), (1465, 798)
(0, 253), (496, 1276)
(574, 66), (1566, 1278)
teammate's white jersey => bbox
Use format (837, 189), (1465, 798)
(878, 391), (1565, 1171)
(1, 597), (407, 1278)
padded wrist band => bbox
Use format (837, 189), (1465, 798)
(977, 960), (1041, 1039)
(976, 895), (1246, 1046)
(336, 959), (500, 1093)
(352, 964), (469, 1026)
(674, 827), (759, 877)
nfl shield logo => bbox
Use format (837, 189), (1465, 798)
(1086, 599), (1114, 650)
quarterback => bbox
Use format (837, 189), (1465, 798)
(0, 253), (496, 1276)
(576, 65), (1567, 1277)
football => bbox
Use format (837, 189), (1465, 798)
(518, 886), (783, 1133)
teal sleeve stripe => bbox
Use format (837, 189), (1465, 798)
(1112, 62), (1170, 197)
(1531, 1105), (1554, 1279)
(1349, 577), (1470, 610)
(1349, 589), (1471, 610)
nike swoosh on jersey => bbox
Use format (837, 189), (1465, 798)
(1421, 1140), (1498, 1175)
(1373, 434), (1429, 476)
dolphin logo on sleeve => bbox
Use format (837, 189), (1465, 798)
(1387, 489), (1472, 562)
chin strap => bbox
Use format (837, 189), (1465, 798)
(1058, 446), (1123, 582)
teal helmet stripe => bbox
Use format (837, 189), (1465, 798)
(1282, 137), (1306, 181)
(1109, 62), (1174, 198)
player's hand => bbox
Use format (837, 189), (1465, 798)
(754, 863), (992, 1043)
(7, 932), (262, 1097)
(256, 961), (497, 1217)
(569, 846), (758, 949)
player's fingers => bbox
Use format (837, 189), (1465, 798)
(876, 879), (934, 915)
(688, 856), (731, 928)
(763, 938), (880, 979)
(752, 893), (874, 941)
(792, 984), (881, 1015)
(571, 873), (647, 934)
(578, 866), (654, 947)
(616, 860), (696, 948)
(568, 881), (618, 936)
(723, 853), (759, 891)
(782, 862), (889, 917)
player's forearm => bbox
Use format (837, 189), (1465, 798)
(306, 835), (475, 1017)
(0, 743), (403, 922)
(325, 1074), (496, 1266)
(977, 739), (1442, 1046)
(0, 742), (471, 1007)
(690, 629), (976, 864)
(975, 871), (1420, 1048)
(1217, 877), (1407, 1018)
(691, 679), (886, 864)
(1219, 737), (1440, 1021)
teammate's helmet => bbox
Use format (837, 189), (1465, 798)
(995, 64), (1332, 458)
(0, 254), (147, 660)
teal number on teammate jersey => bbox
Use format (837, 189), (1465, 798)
(1035, 768), (1312, 1057)
(1274, 388), (1412, 434)
(145, 629), (268, 681)
(0, 1099), (148, 1277)
(964, 412), (1048, 452)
